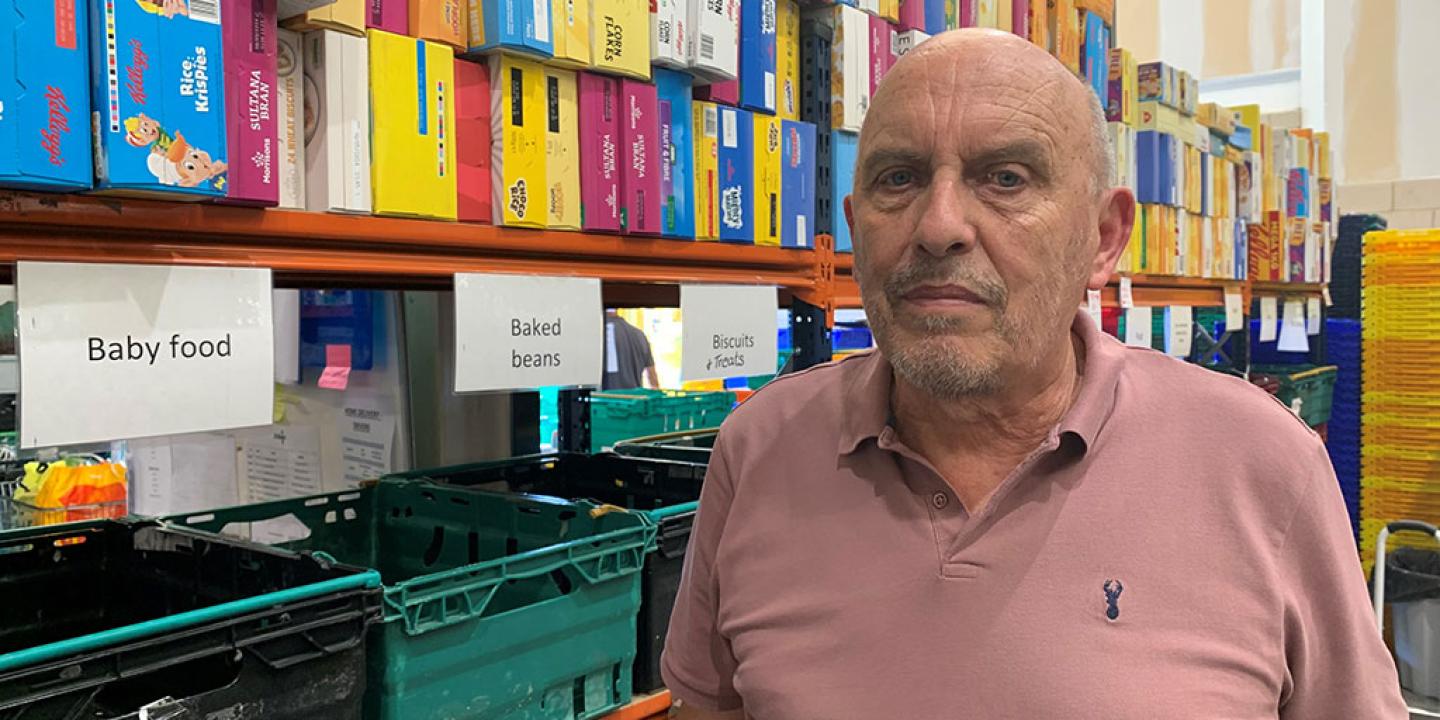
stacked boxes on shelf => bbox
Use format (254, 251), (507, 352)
(369, 30), (457, 220)
(0, 0), (93, 191)
(1238, 104), (1335, 283)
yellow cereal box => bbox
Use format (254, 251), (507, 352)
(777, 0), (801, 121)
(553, 0), (593, 67)
(753, 113), (782, 246)
(544, 67), (582, 229)
(591, 0), (652, 80)
(491, 54), (548, 227)
(283, 0), (365, 34)
(693, 100), (720, 240)
(369, 31), (458, 220)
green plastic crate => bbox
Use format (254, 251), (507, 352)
(1251, 364), (1339, 427)
(164, 479), (654, 720)
(589, 389), (735, 452)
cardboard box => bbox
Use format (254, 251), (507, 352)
(1080, 11), (1106, 101)
(1287, 216), (1306, 282)
(781, 119), (816, 248)
(688, 0), (739, 81)
(221, 0), (279, 206)
(280, 0), (346, 19)
(367, 0), (407, 34)
(302, 30), (369, 212)
(1137, 61), (1174, 107)
(977, 0), (998, 26)
(544, 66), (580, 229)
(1047, 0), (1078, 74)
(868, 15), (892, 99)
(739, 0), (778, 114)
(777, 0), (801, 120)
(620, 78), (660, 234)
(693, 100), (720, 240)
(276, 29), (305, 208)
(91, 0), (229, 198)
(832, 129), (857, 252)
(491, 52), (547, 227)
(651, 0), (685, 69)
(578, 72), (621, 232)
(0, 0), (92, 191)
(1137, 101), (1181, 137)
(284, 0), (366, 34)
(467, 0), (552, 57)
(368, 30), (457, 220)
(1105, 47), (1132, 124)
(753, 113), (782, 246)
(411, 0), (466, 49)
(554, 0), (592, 66)
(894, 29), (930, 58)
(591, 0), (649, 79)
(881, 0), (900, 22)
(927, 0), (948, 34)
(899, 0), (925, 30)
(717, 105), (753, 243)
(455, 57), (492, 222)
(695, 79), (739, 106)
(823, 4), (869, 133)
(656, 68), (695, 238)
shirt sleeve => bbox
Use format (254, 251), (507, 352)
(1278, 440), (1408, 719)
(661, 433), (744, 712)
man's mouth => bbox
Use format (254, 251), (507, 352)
(900, 284), (989, 309)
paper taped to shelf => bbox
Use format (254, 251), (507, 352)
(680, 285), (779, 381)
(453, 273), (604, 392)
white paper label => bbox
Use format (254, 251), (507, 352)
(1119, 276), (1135, 309)
(1278, 299), (1310, 353)
(722, 108), (738, 148)
(453, 273), (603, 392)
(17, 262), (274, 449)
(533, 0), (551, 42)
(1165, 306), (1193, 357)
(797, 215), (808, 247)
(1259, 297), (1278, 342)
(1307, 297), (1322, 335)
(1124, 307), (1152, 348)
(1323, 286), (1333, 307)
(764, 71), (776, 111)
(1224, 289), (1244, 331)
(681, 285), (779, 382)
(340, 406), (396, 487)
(1085, 289), (1103, 329)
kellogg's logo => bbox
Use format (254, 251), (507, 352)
(126, 39), (150, 105)
(39, 86), (71, 167)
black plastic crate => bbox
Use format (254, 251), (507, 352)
(0, 520), (381, 720)
(389, 452), (707, 694)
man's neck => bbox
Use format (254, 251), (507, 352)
(890, 332), (1084, 509)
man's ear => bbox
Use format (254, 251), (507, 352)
(843, 194), (855, 237)
(1087, 187), (1136, 291)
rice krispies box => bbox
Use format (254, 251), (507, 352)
(0, 0), (93, 191)
(89, 0), (229, 198)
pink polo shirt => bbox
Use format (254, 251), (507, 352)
(662, 312), (1405, 719)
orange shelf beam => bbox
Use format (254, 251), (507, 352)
(601, 691), (671, 720)
(1250, 280), (1325, 299)
(1103, 273), (1244, 309)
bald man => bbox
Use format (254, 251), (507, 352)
(660, 29), (1406, 719)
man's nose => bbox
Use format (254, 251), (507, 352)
(911, 177), (979, 257)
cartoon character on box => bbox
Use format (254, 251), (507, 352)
(125, 114), (228, 188)
(135, 0), (190, 18)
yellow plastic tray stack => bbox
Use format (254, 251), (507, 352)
(1361, 229), (1440, 570)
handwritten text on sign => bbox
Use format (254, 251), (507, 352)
(453, 273), (603, 392)
(681, 285), (779, 381)
(17, 262), (274, 449)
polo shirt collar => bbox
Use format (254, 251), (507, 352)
(838, 310), (1123, 456)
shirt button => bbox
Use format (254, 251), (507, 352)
(932, 492), (950, 510)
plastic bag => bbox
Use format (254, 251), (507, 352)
(1386, 547), (1440, 603)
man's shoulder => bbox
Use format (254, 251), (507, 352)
(716, 351), (872, 445)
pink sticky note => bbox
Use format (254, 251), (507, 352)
(319, 343), (351, 390)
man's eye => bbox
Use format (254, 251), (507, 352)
(878, 170), (915, 189)
(991, 170), (1026, 189)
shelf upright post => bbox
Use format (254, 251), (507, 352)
(557, 388), (592, 453)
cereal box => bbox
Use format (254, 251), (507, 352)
(831, 129), (857, 252)
(753, 113), (781, 246)
(467, 0), (553, 57)
(695, 79), (738, 107)
(738, 0), (777, 114)
(0, 0), (92, 191)
(368, 30), (457, 220)
(544, 66), (581, 229)
(455, 56), (491, 222)
(899, 0), (924, 30)
(776, 0), (800, 121)
(693, 100), (720, 240)
(367, 0), (407, 34)
(275, 29), (305, 207)
(303, 30), (370, 212)
(411, 0), (465, 49)
(90, 0), (229, 198)
(688, 0), (739, 82)
(591, 0), (649, 79)
(620, 78), (660, 234)
(283, 0), (365, 34)
(868, 14), (891, 99)
(491, 53), (547, 227)
(820, 4), (868, 133)
(279, 0), (345, 19)
(780, 119), (814, 248)
(577, 72), (620, 232)
(894, 29), (929, 58)
(655, 68), (694, 239)
(220, 0), (278, 206)
(651, 0), (685, 69)
(717, 105), (753, 243)
(552, 0), (591, 67)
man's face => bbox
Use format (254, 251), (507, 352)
(848, 36), (1109, 399)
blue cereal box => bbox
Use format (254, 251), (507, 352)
(466, 0), (553, 58)
(0, 0), (93, 190)
(831, 129), (856, 252)
(738, 0), (776, 114)
(655, 67), (694, 239)
(717, 104), (752, 243)
(90, 0), (228, 197)
(780, 119), (814, 248)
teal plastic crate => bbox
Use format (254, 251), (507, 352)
(164, 479), (654, 720)
(589, 389), (735, 452)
